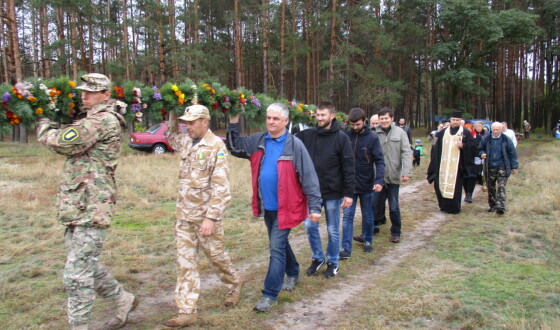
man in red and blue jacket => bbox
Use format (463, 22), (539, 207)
(226, 103), (322, 313)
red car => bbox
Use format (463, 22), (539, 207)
(129, 123), (226, 154)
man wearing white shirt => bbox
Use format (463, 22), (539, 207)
(501, 122), (517, 148)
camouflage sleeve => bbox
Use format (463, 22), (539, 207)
(166, 118), (188, 151)
(37, 115), (107, 157)
(205, 143), (231, 221)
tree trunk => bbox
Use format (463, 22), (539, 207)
(291, 0), (298, 100)
(328, 0), (337, 100)
(279, 0), (286, 97)
(122, 0), (130, 79)
(70, 12), (79, 81)
(6, 0), (23, 83)
(262, 0), (269, 93)
(158, 2), (166, 83)
(168, 0), (177, 78)
(234, 0), (243, 87)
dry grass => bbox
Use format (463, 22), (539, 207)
(1, 137), (559, 329)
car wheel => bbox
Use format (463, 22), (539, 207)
(152, 143), (167, 154)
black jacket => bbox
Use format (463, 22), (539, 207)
(344, 126), (385, 193)
(296, 119), (355, 199)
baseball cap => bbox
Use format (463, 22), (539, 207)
(75, 73), (111, 92)
(415, 139), (421, 143)
(179, 104), (211, 122)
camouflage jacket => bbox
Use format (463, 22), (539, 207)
(167, 119), (231, 222)
(37, 99), (126, 228)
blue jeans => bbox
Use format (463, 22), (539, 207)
(342, 192), (374, 253)
(304, 198), (341, 267)
(262, 210), (299, 299)
(374, 184), (401, 236)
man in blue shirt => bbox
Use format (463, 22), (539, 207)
(479, 122), (518, 214)
(227, 103), (322, 312)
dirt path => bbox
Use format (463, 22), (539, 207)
(91, 180), (431, 329)
(266, 179), (455, 329)
(264, 143), (538, 329)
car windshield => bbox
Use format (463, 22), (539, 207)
(146, 124), (161, 134)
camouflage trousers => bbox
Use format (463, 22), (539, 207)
(174, 220), (241, 314)
(487, 166), (508, 210)
(64, 226), (122, 326)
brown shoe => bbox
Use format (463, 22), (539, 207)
(162, 313), (197, 328)
(390, 235), (400, 243)
(106, 291), (138, 329)
(224, 280), (244, 307)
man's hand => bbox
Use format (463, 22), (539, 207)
(309, 213), (321, 223)
(512, 169), (518, 174)
(169, 111), (177, 121)
(199, 219), (215, 237)
(229, 114), (240, 124)
(402, 176), (410, 182)
(457, 140), (463, 148)
(373, 184), (383, 192)
(341, 197), (353, 208)
(481, 153), (487, 159)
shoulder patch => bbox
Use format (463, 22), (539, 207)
(62, 128), (80, 142)
(217, 152), (226, 158)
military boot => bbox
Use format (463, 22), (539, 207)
(106, 290), (138, 329)
(224, 279), (244, 307)
(162, 313), (198, 328)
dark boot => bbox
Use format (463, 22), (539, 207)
(464, 193), (472, 203)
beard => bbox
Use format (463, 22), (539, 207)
(317, 119), (331, 129)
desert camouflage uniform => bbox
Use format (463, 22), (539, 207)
(487, 166), (508, 210)
(37, 99), (127, 326)
(167, 118), (241, 315)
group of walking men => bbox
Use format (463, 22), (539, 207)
(428, 110), (519, 215)
(38, 73), (517, 329)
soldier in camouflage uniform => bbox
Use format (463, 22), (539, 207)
(37, 73), (137, 330)
(479, 122), (519, 215)
(162, 105), (243, 329)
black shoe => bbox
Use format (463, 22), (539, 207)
(324, 263), (338, 278)
(363, 242), (373, 253)
(339, 249), (351, 259)
(496, 208), (504, 215)
(306, 259), (325, 276)
(390, 235), (400, 243)
(352, 234), (364, 243)
(487, 206), (496, 212)
(374, 227), (380, 235)
(464, 193), (472, 203)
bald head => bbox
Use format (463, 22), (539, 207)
(370, 114), (379, 129)
(491, 122), (503, 138)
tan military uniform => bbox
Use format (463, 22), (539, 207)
(167, 118), (241, 315)
(37, 99), (128, 327)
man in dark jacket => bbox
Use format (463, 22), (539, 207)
(296, 101), (355, 278)
(479, 122), (519, 214)
(340, 108), (384, 258)
(399, 118), (413, 146)
(427, 110), (475, 214)
(227, 103), (322, 312)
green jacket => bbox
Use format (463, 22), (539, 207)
(37, 99), (126, 228)
(374, 123), (412, 184)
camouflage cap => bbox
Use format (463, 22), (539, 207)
(179, 104), (211, 121)
(75, 73), (111, 92)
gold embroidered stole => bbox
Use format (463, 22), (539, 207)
(438, 126), (463, 199)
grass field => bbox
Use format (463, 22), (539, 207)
(0, 134), (558, 329)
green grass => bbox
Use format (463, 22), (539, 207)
(0, 135), (559, 329)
